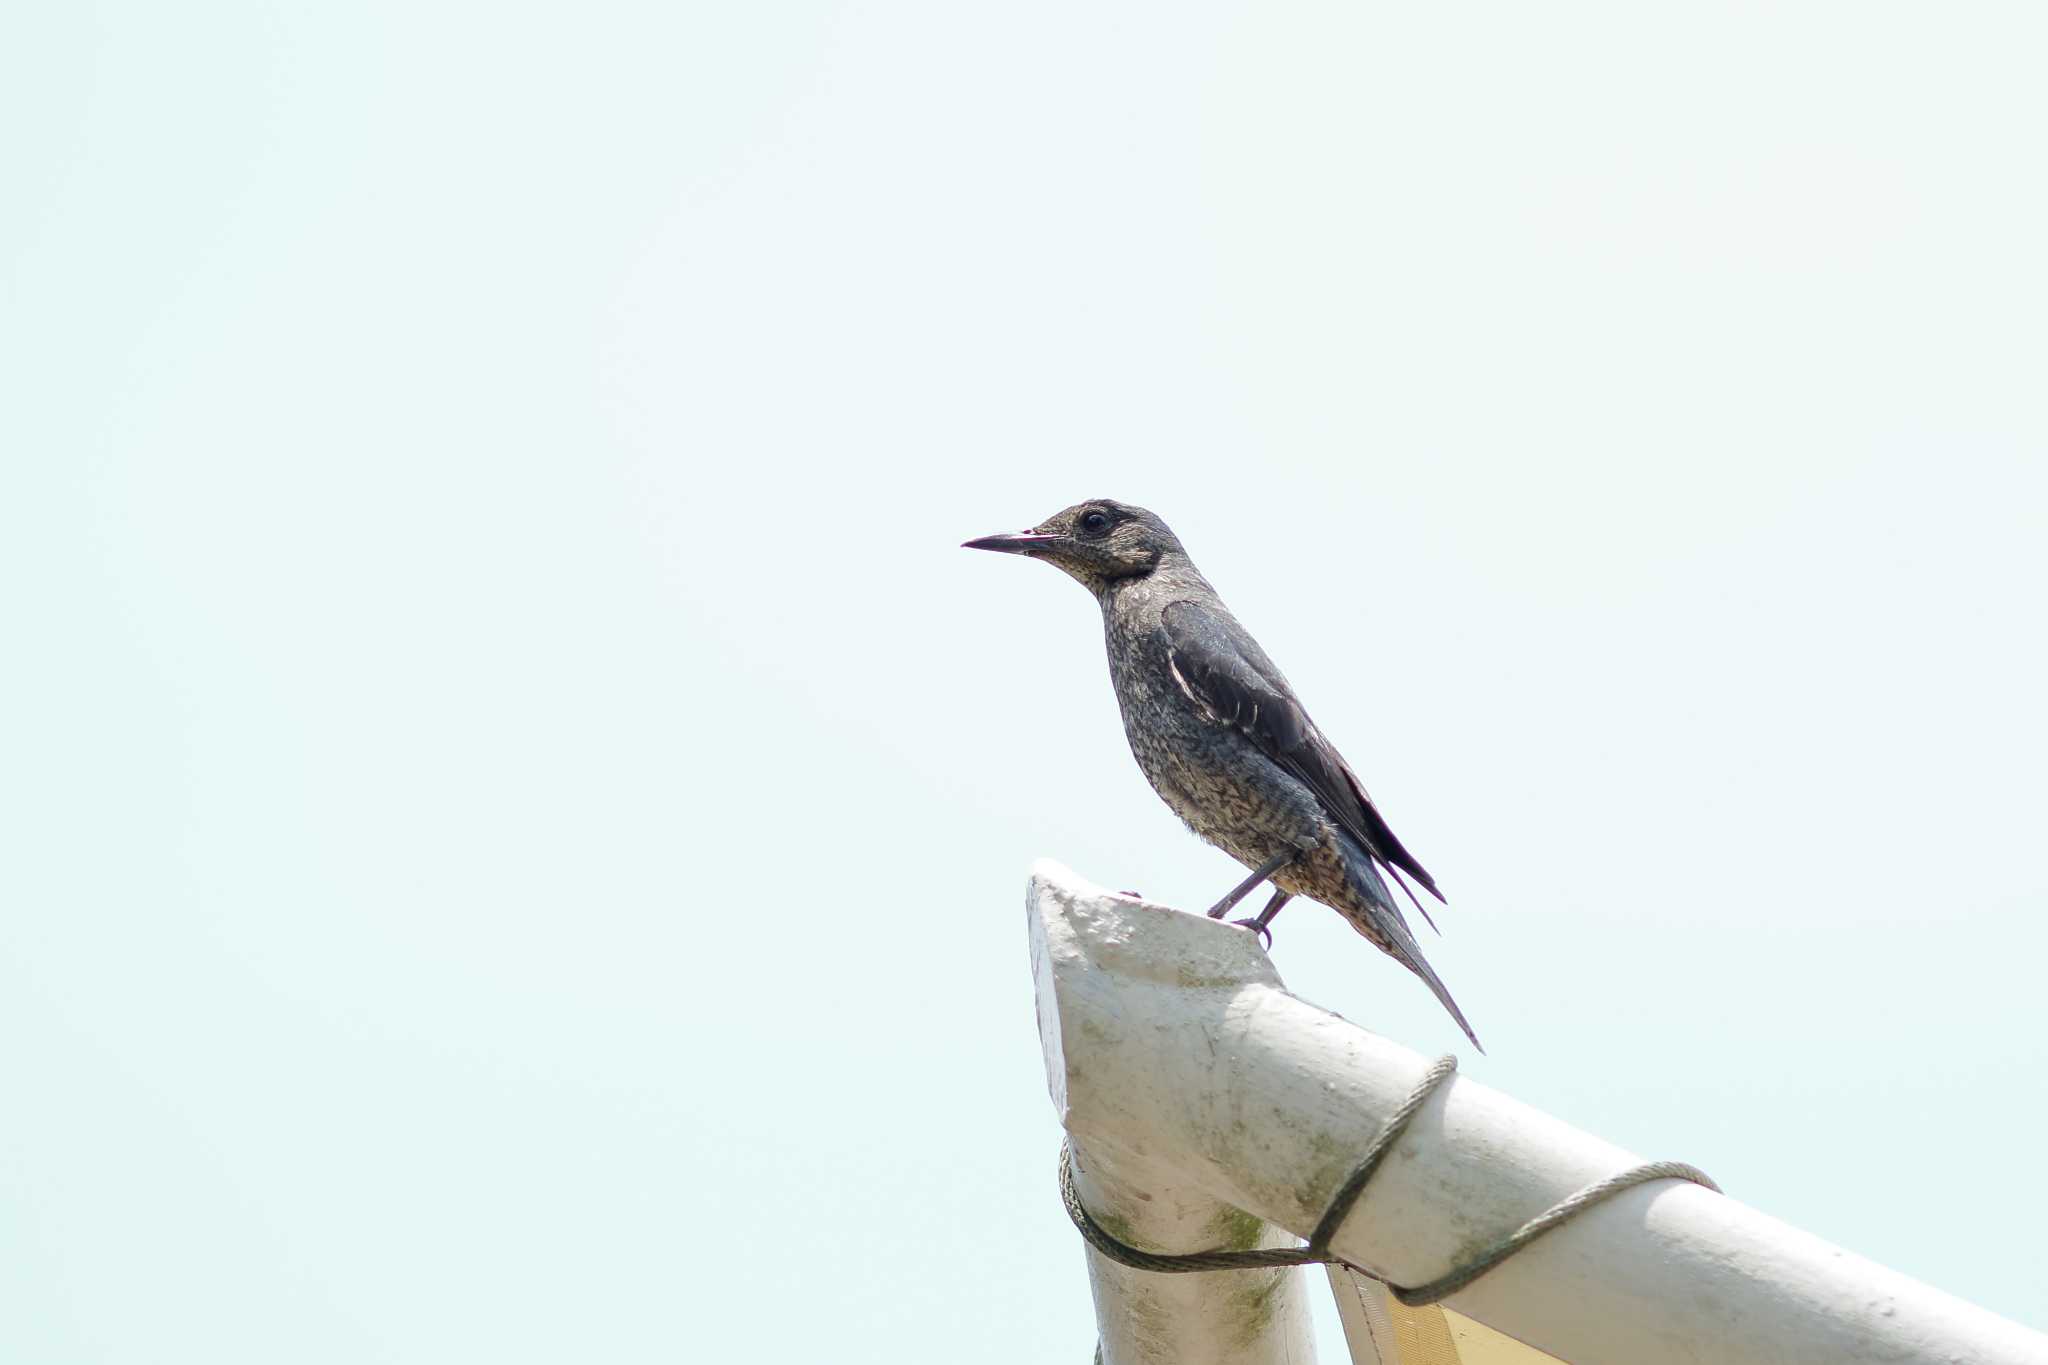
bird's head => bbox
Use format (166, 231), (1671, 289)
(963, 499), (1186, 592)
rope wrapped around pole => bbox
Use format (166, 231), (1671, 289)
(1059, 1053), (1719, 1307)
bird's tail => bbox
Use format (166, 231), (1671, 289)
(1342, 844), (1484, 1054)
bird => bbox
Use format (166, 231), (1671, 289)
(965, 499), (1480, 1050)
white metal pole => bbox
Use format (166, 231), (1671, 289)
(1068, 1137), (1318, 1365)
(1028, 859), (2048, 1365)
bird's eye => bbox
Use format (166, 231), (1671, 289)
(1079, 510), (1111, 535)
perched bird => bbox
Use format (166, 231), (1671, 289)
(965, 499), (1480, 1050)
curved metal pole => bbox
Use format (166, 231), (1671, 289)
(1028, 860), (2048, 1365)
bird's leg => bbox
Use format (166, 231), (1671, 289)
(1206, 850), (1295, 919)
(1232, 890), (1292, 949)
(1228, 890), (1290, 949)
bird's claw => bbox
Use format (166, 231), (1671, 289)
(1230, 917), (1274, 950)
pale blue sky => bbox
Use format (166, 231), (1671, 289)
(4, 3), (2044, 1360)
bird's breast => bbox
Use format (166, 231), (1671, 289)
(1102, 633), (1322, 857)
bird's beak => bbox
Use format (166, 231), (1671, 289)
(962, 530), (1062, 555)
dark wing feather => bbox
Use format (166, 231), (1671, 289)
(1161, 598), (1444, 907)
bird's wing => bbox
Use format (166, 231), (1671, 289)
(1161, 597), (1444, 907)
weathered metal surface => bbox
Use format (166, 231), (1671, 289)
(1030, 860), (2048, 1365)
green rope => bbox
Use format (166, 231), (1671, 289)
(1060, 1052), (1720, 1333)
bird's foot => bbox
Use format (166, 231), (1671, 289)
(1230, 917), (1274, 951)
